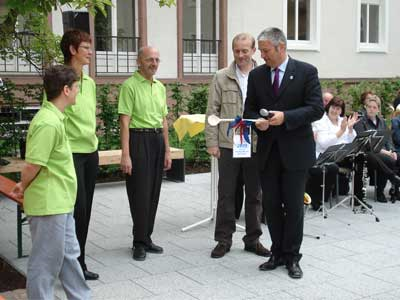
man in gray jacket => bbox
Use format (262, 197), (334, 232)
(205, 33), (270, 258)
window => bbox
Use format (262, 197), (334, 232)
(94, 0), (139, 74)
(182, 0), (220, 74)
(283, 0), (320, 51)
(357, 0), (388, 52)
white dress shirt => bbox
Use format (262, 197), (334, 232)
(271, 55), (289, 87)
(313, 113), (357, 158)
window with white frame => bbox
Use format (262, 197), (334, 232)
(283, 0), (320, 51)
(94, 0), (138, 74)
(357, 0), (388, 52)
(182, 0), (219, 74)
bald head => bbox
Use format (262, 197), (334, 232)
(323, 92), (334, 107)
(137, 46), (160, 80)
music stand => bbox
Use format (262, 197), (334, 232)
(328, 131), (381, 222)
(312, 143), (354, 219)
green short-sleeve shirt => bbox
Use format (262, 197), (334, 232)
(118, 71), (167, 128)
(43, 73), (98, 153)
(24, 101), (77, 216)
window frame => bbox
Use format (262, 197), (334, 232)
(183, 0), (219, 55)
(282, 0), (320, 51)
(356, 0), (388, 53)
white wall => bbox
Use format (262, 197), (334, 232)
(227, 0), (284, 64)
(227, 0), (400, 79)
(147, 0), (177, 79)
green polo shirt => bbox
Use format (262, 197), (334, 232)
(118, 71), (167, 128)
(43, 73), (98, 153)
(24, 101), (77, 216)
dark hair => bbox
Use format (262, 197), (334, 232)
(360, 91), (373, 105)
(43, 65), (79, 101)
(60, 29), (91, 64)
(325, 96), (346, 117)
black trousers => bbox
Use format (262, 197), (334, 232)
(126, 130), (165, 247)
(354, 152), (398, 199)
(215, 148), (263, 247)
(259, 143), (306, 263)
(72, 150), (99, 271)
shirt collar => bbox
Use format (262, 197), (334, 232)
(42, 101), (65, 121)
(274, 55), (289, 72)
(134, 70), (158, 84)
(235, 62), (254, 78)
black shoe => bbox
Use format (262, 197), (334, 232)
(259, 255), (284, 271)
(146, 242), (163, 254)
(133, 246), (146, 261)
(83, 270), (99, 280)
(211, 242), (230, 258)
(244, 241), (271, 257)
(377, 193), (388, 203)
(286, 261), (303, 279)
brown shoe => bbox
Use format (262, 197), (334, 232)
(211, 242), (230, 258)
(244, 241), (271, 257)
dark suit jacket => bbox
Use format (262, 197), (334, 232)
(243, 58), (324, 171)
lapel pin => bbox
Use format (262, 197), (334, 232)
(290, 75), (294, 80)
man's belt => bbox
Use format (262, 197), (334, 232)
(130, 128), (163, 133)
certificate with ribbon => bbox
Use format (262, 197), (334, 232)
(227, 116), (252, 158)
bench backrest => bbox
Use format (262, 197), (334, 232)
(0, 175), (23, 206)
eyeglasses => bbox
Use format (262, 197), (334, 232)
(79, 45), (91, 51)
(144, 58), (161, 63)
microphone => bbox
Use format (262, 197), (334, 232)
(259, 108), (274, 119)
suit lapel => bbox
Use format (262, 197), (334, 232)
(276, 58), (295, 99)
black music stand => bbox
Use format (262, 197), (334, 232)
(313, 143), (354, 219)
(328, 130), (381, 222)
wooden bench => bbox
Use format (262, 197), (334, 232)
(0, 147), (185, 181)
(98, 147), (185, 182)
(0, 175), (25, 258)
(0, 147), (185, 258)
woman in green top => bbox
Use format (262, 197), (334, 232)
(60, 29), (99, 280)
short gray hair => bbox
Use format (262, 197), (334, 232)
(257, 27), (287, 48)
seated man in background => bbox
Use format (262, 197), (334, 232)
(354, 95), (400, 203)
(11, 66), (90, 300)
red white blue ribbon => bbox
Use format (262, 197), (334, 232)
(227, 116), (253, 144)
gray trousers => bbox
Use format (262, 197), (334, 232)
(215, 148), (263, 246)
(27, 213), (91, 300)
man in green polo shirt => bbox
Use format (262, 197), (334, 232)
(11, 65), (90, 300)
(119, 46), (172, 261)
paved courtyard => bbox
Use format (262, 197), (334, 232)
(2, 173), (400, 299)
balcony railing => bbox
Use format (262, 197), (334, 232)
(183, 38), (220, 75)
(95, 35), (140, 75)
(0, 32), (43, 74)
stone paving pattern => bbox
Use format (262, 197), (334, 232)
(1, 173), (400, 299)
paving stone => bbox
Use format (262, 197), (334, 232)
(2, 176), (400, 299)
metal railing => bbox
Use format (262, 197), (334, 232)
(0, 32), (43, 74)
(183, 38), (220, 75)
(95, 35), (140, 75)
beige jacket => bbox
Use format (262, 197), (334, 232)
(205, 61), (257, 150)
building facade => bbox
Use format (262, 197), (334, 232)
(1, 0), (399, 84)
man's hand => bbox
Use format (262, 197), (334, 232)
(269, 111), (285, 126)
(10, 182), (24, 200)
(255, 118), (269, 131)
(207, 146), (220, 158)
(120, 154), (132, 175)
(164, 151), (172, 170)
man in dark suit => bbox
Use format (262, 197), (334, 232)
(243, 27), (324, 279)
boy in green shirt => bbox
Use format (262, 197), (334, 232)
(12, 65), (90, 300)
